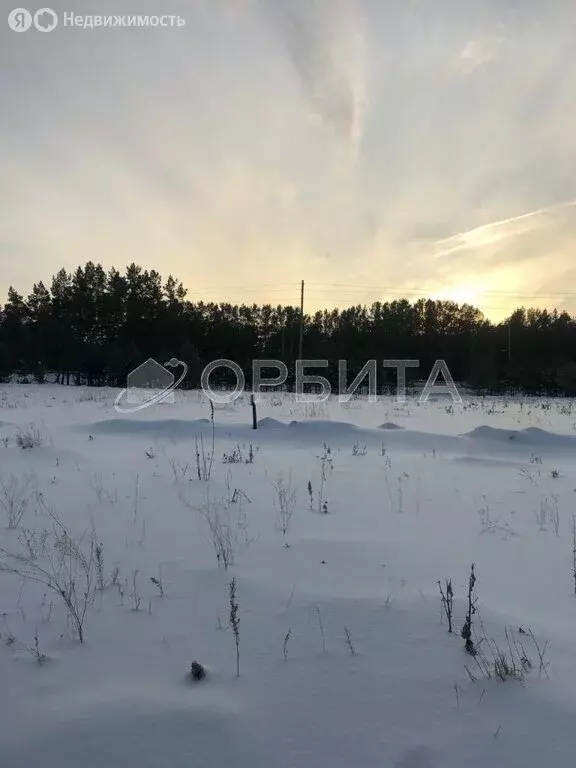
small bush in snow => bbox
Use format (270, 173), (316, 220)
(190, 660), (206, 681)
(15, 424), (44, 450)
(222, 443), (255, 465)
(466, 628), (548, 684)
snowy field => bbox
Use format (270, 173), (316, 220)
(1, 384), (576, 767)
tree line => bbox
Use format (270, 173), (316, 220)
(1, 261), (576, 394)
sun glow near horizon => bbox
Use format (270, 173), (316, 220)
(2, 0), (576, 321)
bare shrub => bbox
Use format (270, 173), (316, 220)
(343, 625), (358, 656)
(195, 400), (215, 481)
(197, 497), (237, 569)
(88, 472), (104, 504)
(18, 528), (49, 560)
(549, 493), (560, 536)
(230, 488), (251, 504)
(150, 565), (164, 597)
(0, 472), (35, 529)
(166, 455), (191, 483)
(302, 401), (327, 419)
(133, 474), (140, 525)
(130, 569), (141, 611)
(519, 468), (541, 487)
(478, 499), (517, 539)
(273, 473), (297, 538)
(87, 472), (119, 507)
(315, 444), (333, 514)
(0, 620), (48, 664)
(535, 497), (549, 531)
(21, 634), (48, 664)
(310, 605), (326, 653)
(283, 629), (292, 661)
(95, 542), (105, 590)
(438, 578), (454, 633)
(229, 577), (240, 677)
(397, 475), (404, 514)
(222, 443), (254, 464)
(0, 514), (96, 643)
(466, 627), (548, 684)
(461, 564), (477, 656)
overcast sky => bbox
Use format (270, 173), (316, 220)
(2, 0), (575, 320)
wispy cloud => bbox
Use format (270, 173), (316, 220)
(263, 0), (368, 163)
(431, 200), (576, 259)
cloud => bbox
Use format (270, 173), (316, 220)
(262, 0), (368, 163)
(430, 200), (576, 260)
(456, 36), (504, 75)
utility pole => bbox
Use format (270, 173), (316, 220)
(298, 279), (304, 361)
(507, 322), (511, 364)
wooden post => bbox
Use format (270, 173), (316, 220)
(250, 394), (257, 430)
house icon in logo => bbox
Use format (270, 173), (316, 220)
(126, 358), (175, 405)
(114, 357), (188, 413)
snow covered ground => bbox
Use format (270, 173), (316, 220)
(1, 384), (576, 767)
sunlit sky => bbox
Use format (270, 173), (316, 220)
(2, 0), (576, 322)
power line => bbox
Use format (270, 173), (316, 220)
(306, 283), (576, 299)
(298, 280), (304, 360)
(181, 282), (576, 301)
